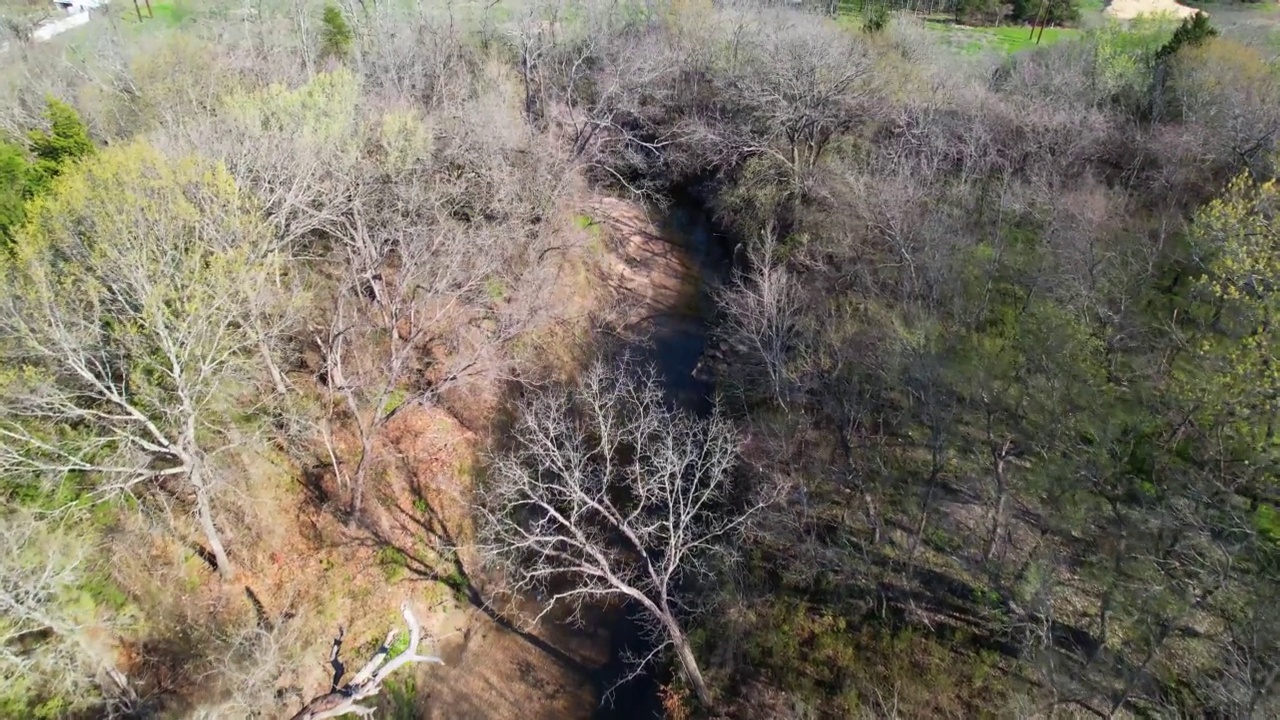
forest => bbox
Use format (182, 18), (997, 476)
(0, 0), (1277, 718)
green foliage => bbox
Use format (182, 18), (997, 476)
(377, 545), (408, 583)
(1157, 11), (1217, 60)
(385, 628), (411, 660)
(1007, 0), (1080, 25)
(376, 108), (432, 174)
(223, 69), (360, 150)
(0, 141), (28, 242)
(1257, 504), (1280, 546)
(155, 2), (192, 25)
(0, 140), (280, 524)
(740, 600), (1009, 715)
(955, 0), (1003, 25)
(379, 673), (419, 720)
(384, 387), (408, 415)
(321, 4), (355, 61)
(25, 98), (94, 198)
(485, 278), (507, 301)
(0, 100), (94, 244)
(0, 511), (128, 718)
(862, 4), (889, 34)
(1087, 17), (1176, 111)
(947, 0), (1082, 26)
(437, 561), (470, 600)
(1176, 171), (1279, 460)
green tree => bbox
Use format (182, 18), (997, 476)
(320, 3), (354, 61)
(0, 141), (28, 242)
(24, 99), (94, 198)
(955, 0), (1002, 25)
(1157, 11), (1217, 61)
(0, 141), (292, 580)
(0, 511), (123, 718)
(1177, 171), (1279, 481)
(862, 4), (889, 34)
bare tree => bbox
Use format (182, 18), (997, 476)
(516, 1), (691, 195)
(0, 4), (48, 47)
(312, 101), (529, 515)
(724, 15), (880, 202)
(205, 67), (363, 249)
(479, 359), (775, 708)
(0, 142), (292, 579)
(0, 511), (126, 714)
(317, 208), (495, 515)
(717, 225), (800, 407)
(290, 602), (444, 720)
(1170, 39), (1280, 175)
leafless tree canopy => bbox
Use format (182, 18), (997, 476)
(480, 358), (773, 706)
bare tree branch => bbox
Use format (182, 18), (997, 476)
(290, 603), (443, 720)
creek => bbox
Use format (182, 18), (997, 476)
(591, 196), (735, 719)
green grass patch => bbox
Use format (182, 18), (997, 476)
(376, 545), (409, 583)
(383, 387), (408, 415)
(484, 277), (507, 301)
(572, 213), (601, 232)
(121, 1), (193, 26)
(927, 20), (1079, 54)
(574, 213), (607, 255)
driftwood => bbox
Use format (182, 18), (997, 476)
(290, 603), (443, 720)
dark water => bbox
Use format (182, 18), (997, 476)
(592, 198), (732, 720)
(645, 199), (733, 412)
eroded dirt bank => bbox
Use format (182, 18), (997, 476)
(263, 194), (715, 720)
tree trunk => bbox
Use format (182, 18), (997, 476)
(668, 621), (712, 709)
(259, 337), (289, 395)
(984, 488), (1007, 562)
(984, 439), (1012, 563)
(194, 483), (233, 580)
(350, 439), (372, 516)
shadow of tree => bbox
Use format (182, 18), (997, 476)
(359, 453), (597, 681)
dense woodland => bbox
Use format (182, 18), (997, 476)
(0, 0), (1278, 718)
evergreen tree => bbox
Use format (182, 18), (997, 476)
(0, 141), (28, 242)
(1157, 11), (1217, 61)
(24, 98), (94, 198)
(320, 4), (354, 61)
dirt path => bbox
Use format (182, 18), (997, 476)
(366, 407), (608, 719)
(1105, 0), (1198, 19)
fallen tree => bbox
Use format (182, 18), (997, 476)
(290, 603), (443, 720)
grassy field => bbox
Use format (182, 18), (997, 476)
(119, 1), (193, 26)
(1185, 0), (1280, 46)
(928, 21), (1079, 54)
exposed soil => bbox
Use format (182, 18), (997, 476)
(1105, 0), (1198, 19)
(254, 194), (699, 719)
(587, 197), (702, 330)
(109, 195), (699, 719)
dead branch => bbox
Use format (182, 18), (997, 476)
(290, 603), (443, 720)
